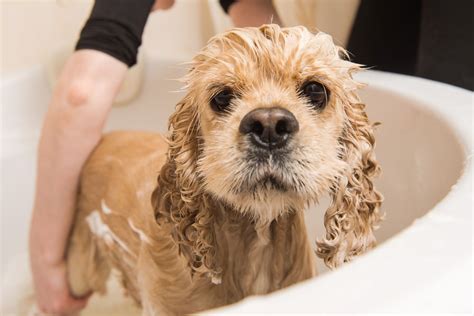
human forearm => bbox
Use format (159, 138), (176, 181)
(30, 50), (127, 265)
(229, 0), (281, 27)
(29, 0), (177, 312)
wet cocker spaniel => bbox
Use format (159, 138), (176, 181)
(67, 25), (383, 315)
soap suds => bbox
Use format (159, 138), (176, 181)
(127, 218), (151, 244)
(86, 211), (135, 257)
(101, 199), (113, 214)
(208, 273), (222, 285)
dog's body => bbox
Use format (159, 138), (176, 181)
(67, 25), (382, 315)
(67, 131), (315, 314)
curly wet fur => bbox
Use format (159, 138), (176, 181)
(66, 24), (383, 315)
(152, 25), (382, 278)
(316, 100), (383, 267)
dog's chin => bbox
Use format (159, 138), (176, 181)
(252, 176), (289, 192)
(229, 192), (305, 223)
(202, 153), (318, 221)
(238, 173), (291, 194)
(212, 174), (308, 222)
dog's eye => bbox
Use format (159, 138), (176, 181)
(210, 89), (234, 112)
(301, 81), (329, 109)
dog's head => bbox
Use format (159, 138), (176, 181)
(153, 25), (382, 279)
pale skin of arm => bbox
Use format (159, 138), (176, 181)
(229, 0), (281, 27)
(29, 0), (281, 315)
(30, 50), (128, 314)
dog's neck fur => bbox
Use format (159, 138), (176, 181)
(151, 160), (316, 312)
(212, 202), (316, 298)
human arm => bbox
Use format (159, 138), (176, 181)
(29, 50), (127, 315)
(29, 0), (174, 314)
(226, 0), (282, 27)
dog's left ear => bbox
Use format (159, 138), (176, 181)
(316, 91), (383, 268)
(151, 94), (222, 283)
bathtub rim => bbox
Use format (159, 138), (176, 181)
(1, 68), (472, 313)
(210, 71), (473, 313)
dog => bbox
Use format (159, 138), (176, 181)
(66, 24), (383, 315)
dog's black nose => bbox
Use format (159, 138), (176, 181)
(239, 107), (299, 149)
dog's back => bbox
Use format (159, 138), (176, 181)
(66, 131), (168, 301)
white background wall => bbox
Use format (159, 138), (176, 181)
(1, 0), (359, 76)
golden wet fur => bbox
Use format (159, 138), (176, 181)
(66, 25), (383, 315)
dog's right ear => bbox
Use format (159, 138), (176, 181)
(151, 94), (222, 284)
(316, 95), (383, 268)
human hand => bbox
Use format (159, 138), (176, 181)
(31, 256), (90, 315)
(152, 0), (175, 11)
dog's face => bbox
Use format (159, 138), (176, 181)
(181, 25), (360, 221)
(188, 26), (353, 219)
(159, 25), (382, 272)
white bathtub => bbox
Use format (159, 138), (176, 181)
(1, 59), (472, 314)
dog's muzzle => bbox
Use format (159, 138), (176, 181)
(239, 107), (299, 150)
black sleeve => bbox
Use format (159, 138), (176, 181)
(219, 0), (238, 14)
(75, 0), (155, 67)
